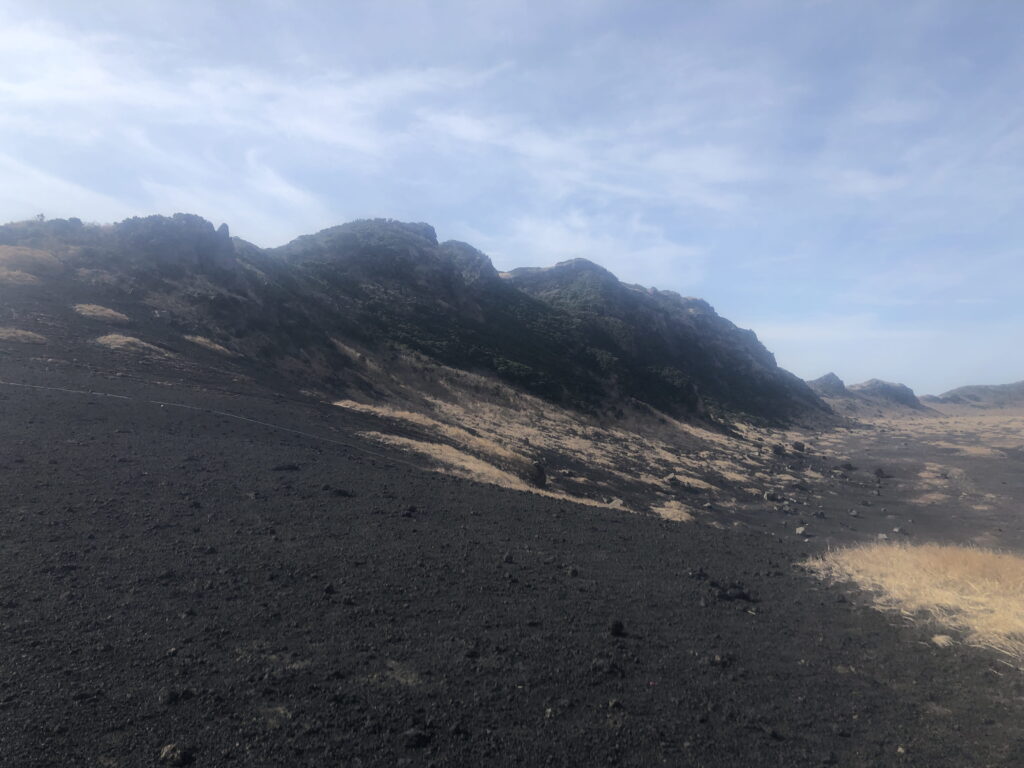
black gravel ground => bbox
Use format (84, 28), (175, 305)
(2, 352), (1023, 767)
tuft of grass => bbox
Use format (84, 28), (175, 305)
(807, 542), (1024, 663)
(0, 327), (47, 344)
(95, 334), (168, 356)
(184, 335), (235, 356)
(651, 500), (695, 522)
(73, 304), (129, 322)
(0, 267), (39, 285)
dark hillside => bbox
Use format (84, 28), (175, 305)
(1, 214), (828, 422)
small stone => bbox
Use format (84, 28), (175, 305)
(502, 551), (514, 564)
(157, 688), (178, 706)
(877, 533), (889, 541)
(609, 620), (626, 637)
(795, 526), (807, 535)
(158, 743), (193, 766)
(402, 727), (431, 749)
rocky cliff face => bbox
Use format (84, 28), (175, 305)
(0, 214), (830, 423)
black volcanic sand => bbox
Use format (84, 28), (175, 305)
(2, 355), (1024, 767)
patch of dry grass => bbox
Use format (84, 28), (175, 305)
(184, 335), (235, 356)
(0, 327), (47, 344)
(95, 334), (168, 356)
(651, 500), (695, 522)
(807, 542), (1024, 662)
(359, 431), (623, 510)
(0, 245), (60, 269)
(0, 267), (39, 284)
(335, 399), (523, 465)
(73, 304), (129, 322)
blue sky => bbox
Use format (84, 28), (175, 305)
(2, 1), (1022, 394)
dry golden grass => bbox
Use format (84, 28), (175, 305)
(335, 399), (523, 464)
(184, 335), (235, 356)
(651, 500), (695, 522)
(807, 542), (1024, 662)
(0, 245), (60, 269)
(359, 431), (623, 510)
(0, 327), (47, 344)
(73, 304), (129, 322)
(95, 334), (168, 356)
(0, 267), (39, 284)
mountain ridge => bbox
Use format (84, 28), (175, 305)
(1, 213), (828, 423)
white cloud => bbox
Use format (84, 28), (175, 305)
(0, 153), (135, 223)
(478, 210), (706, 289)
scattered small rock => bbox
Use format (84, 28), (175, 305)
(157, 688), (178, 706)
(877, 533), (889, 541)
(271, 463), (300, 472)
(771, 444), (786, 456)
(528, 461), (547, 488)
(715, 583), (756, 602)
(609, 620), (626, 637)
(158, 743), (193, 766)
(402, 727), (431, 749)
(791, 441), (806, 452)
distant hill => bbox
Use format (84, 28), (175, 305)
(806, 372), (930, 414)
(848, 379), (927, 410)
(0, 214), (830, 423)
(926, 381), (1024, 407)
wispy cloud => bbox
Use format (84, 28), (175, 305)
(1, 1), (1023, 392)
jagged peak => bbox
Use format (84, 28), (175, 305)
(808, 372), (848, 397)
(440, 240), (498, 284)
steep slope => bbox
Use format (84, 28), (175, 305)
(502, 259), (827, 420)
(0, 214), (828, 423)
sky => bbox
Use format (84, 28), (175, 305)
(1, 0), (1022, 395)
